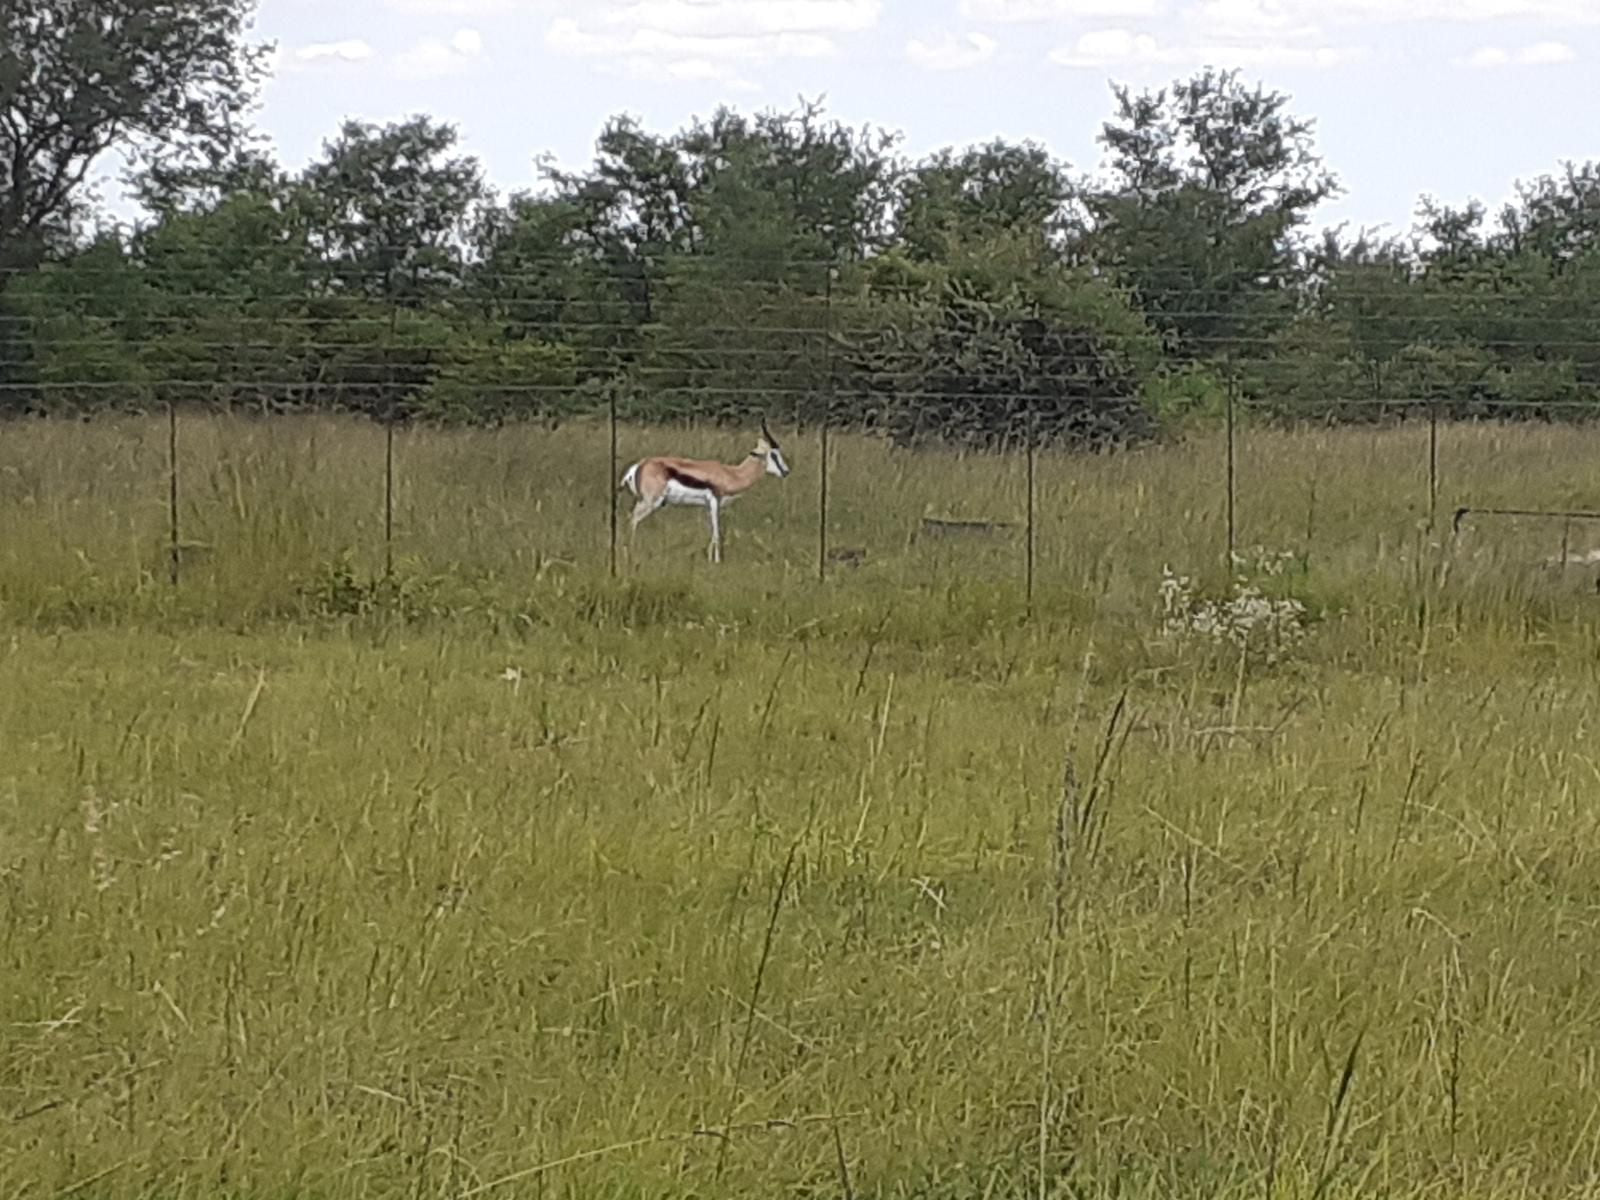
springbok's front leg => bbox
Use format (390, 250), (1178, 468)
(707, 495), (723, 563)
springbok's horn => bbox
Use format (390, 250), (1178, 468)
(761, 415), (775, 443)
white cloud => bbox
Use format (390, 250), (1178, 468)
(268, 39), (375, 76)
(655, 57), (737, 80)
(547, 19), (837, 61)
(600, 0), (880, 36)
(1518, 38), (1578, 62)
(626, 55), (764, 88)
(1458, 38), (1578, 66)
(392, 27), (486, 79)
(382, 0), (515, 13)
(961, 0), (1164, 18)
(906, 30), (999, 69)
(1050, 26), (1365, 67)
(1184, 0), (1320, 39)
(1261, 0), (1600, 22)
(1052, 27), (1160, 62)
(1350, 0), (1600, 19)
(546, 1), (878, 86)
(295, 39), (376, 63)
(1181, 0), (1600, 46)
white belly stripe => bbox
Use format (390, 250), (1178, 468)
(663, 479), (714, 506)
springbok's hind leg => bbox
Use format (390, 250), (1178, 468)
(630, 495), (661, 535)
(628, 496), (663, 565)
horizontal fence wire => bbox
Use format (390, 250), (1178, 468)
(4, 250), (1600, 608)
(5, 383), (1600, 414)
(0, 257), (1594, 289)
(10, 330), (1600, 353)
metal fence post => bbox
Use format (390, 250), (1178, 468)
(1025, 397), (1037, 615)
(1428, 401), (1440, 532)
(384, 419), (395, 578)
(609, 387), (620, 577)
(167, 400), (180, 586)
(818, 266), (833, 583)
(384, 300), (399, 578)
(1225, 372), (1237, 569)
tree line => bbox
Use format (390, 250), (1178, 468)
(4, 1), (1599, 448)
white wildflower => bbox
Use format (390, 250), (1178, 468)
(1158, 557), (1308, 665)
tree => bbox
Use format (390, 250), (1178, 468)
(1256, 229), (1421, 418)
(133, 144), (288, 219)
(634, 104), (898, 422)
(515, 102), (900, 414)
(0, 0), (269, 275)
(895, 139), (1075, 263)
(133, 182), (321, 413)
(469, 193), (630, 366)
(1255, 187), (1600, 422)
(1085, 69), (1338, 361)
(1498, 163), (1600, 268)
(4, 233), (151, 412)
(298, 116), (488, 306)
(845, 231), (1162, 450)
(540, 116), (699, 331)
(678, 101), (901, 269)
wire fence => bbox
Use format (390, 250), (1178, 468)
(4, 262), (1600, 606)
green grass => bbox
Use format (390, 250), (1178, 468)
(5, 412), (1600, 1198)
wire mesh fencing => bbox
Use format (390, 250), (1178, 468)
(3, 256), (1600, 610)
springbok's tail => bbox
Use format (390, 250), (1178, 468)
(620, 462), (641, 495)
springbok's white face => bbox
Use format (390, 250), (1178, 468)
(757, 431), (791, 479)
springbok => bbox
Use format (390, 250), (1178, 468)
(619, 420), (791, 563)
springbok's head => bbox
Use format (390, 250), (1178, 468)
(755, 418), (791, 479)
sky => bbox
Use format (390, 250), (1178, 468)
(101, 0), (1600, 240)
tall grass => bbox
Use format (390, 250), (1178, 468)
(3, 413), (1600, 1198)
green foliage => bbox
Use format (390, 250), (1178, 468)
(300, 116), (487, 306)
(895, 138), (1074, 262)
(5, 236), (152, 412)
(638, 261), (829, 425)
(677, 100), (901, 266)
(412, 336), (581, 424)
(847, 234), (1161, 448)
(1252, 210), (1600, 421)
(8, 77), (1600, 431)
(1086, 69), (1338, 360)
(468, 194), (632, 370)
(0, 0), (269, 274)
(297, 554), (440, 620)
(1143, 361), (1230, 428)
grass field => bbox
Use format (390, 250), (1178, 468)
(5, 412), (1600, 1198)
